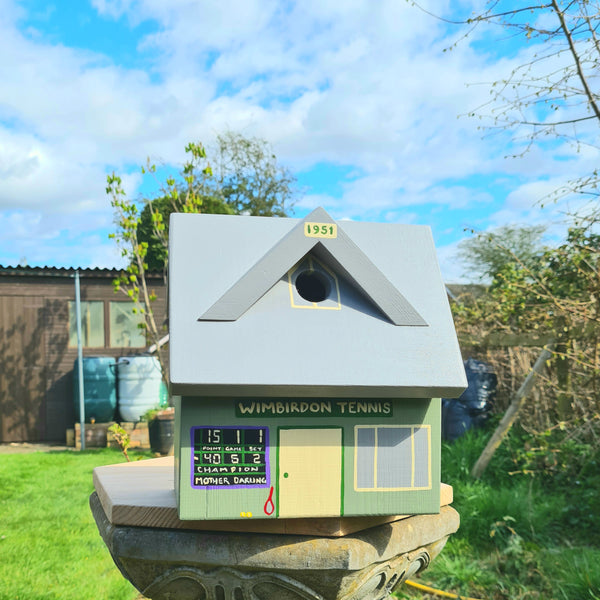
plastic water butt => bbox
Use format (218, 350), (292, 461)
(73, 356), (117, 423)
(117, 356), (166, 422)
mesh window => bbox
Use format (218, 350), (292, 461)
(356, 427), (376, 489)
(355, 425), (431, 491)
(413, 426), (430, 488)
(377, 427), (412, 488)
(68, 301), (104, 348)
(109, 302), (146, 348)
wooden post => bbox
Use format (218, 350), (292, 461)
(74, 270), (86, 451)
(556, 318), (571, 420)
(471, 344), (555, 479)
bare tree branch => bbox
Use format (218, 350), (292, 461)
(552, 0), (600, 121)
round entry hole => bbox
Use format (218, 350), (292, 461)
(295, 270), (330, 303)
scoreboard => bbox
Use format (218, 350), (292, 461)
(191, 426), (269, 489)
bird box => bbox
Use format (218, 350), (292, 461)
(169, 208), (466, 520)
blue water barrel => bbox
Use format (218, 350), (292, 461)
(117, 356), (167, 422)
(73, 357), (117, 423)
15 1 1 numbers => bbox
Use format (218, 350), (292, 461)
(206, 428), (264, 444)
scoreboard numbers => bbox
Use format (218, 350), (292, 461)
(191, 426), (269, 489)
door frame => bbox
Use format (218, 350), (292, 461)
(276, 426), (344, 518)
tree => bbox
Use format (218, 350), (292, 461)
(213, 131), (295, 217)
(137, 132), (295, 272)
(457, 224), (547, 282)
(412, 0), (600, 470)
(137, 195), (234, 273)
(452, 223), (600, 431)
(107, 135), (296, 383)
(455, 222), (600, 342)
(415, 1), (600, 207)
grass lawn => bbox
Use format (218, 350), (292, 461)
(1, 432), (598, 600)
(0, 448), (151, 600)
(394, 429), (600, 600)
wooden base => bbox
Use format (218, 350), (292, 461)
(93, 457), (453, 537)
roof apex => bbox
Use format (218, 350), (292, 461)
(198, 207), (426, 326)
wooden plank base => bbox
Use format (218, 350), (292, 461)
(93, 456), (453, 537)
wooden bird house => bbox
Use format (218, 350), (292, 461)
(169, 208), (466, 520)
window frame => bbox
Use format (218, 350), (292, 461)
(353, 424), (432, 492)
(108, 301), (147, 348)
(67, 299), (148, 349)
(68, 300), (106, 348)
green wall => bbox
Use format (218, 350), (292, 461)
(175, 396), (440, 521)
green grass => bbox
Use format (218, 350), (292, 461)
(0, 448), (152, 600)
(1, 434), (599, 600)
(394, 428), (600, 600)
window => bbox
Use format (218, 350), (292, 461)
(68, 301), (105, 348)
(354, 425), (431, 491)
(109, 302), (146, 348)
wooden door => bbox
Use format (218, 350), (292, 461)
(278, 428), (342, 518)
(0, 296), (46, 442)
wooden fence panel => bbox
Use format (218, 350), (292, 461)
(0, 296), (46, 442)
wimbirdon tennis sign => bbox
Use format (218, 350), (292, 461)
(235, 400), (393, 418)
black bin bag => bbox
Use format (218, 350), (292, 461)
(442, 358), (497, 442)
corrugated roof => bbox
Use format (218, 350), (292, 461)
(0, 265), (164, 279)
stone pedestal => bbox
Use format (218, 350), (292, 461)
(91, 458), (459, 600)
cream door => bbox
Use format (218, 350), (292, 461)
(278, 428), (342, 518)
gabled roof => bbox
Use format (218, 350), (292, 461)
(169, 210), (466, 398)
(199, 207), (426, 326)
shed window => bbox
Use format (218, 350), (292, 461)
(109, 302), (146, 348)
(354, 425), (431, 491)
(68, 301), (105, 348)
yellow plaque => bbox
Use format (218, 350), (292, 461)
(304, 222), (337, 239)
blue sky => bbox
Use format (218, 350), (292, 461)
(0, 0), (597, 281)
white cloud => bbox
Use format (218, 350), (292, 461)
(0, 0), (595, 270)
(436, 240), (467, 284)
(0, 208), (123, 268)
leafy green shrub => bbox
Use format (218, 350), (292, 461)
(400, 430), (600, 599)
(442, 427), (600, 548)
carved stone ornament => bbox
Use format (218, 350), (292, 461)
(143, 566), (323, 600)
(137, 545), (439, 600)
(90, 491), (458, 600)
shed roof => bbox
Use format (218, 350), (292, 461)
(169, 209), (466, 398)
(0, 265), (164, 280)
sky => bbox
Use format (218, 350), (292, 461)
(0, 0), (597, 282)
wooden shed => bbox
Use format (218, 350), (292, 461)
(169, 208), (466, 521)
(0, 266), (167, 443)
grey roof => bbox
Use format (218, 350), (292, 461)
(169, 210), (466, 399)
(199, 207), (426, 326)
